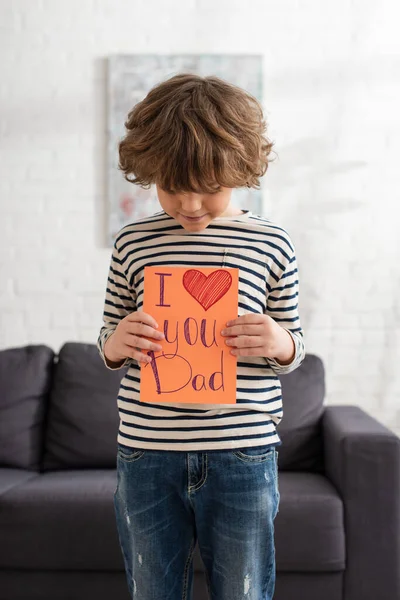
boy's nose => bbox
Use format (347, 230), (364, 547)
(180, 197), (203, 213)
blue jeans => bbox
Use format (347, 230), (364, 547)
(113, 443), (280, 600)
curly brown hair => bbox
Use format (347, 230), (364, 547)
(118, 73), (276, 194)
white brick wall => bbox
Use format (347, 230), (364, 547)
(1, 0), (399, 437)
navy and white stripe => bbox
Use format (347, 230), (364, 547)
(97, 210), (306, 451)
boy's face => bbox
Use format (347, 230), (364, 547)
(155, 185), (242, 231)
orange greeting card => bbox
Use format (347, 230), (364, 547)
(140, 266), (239, 404)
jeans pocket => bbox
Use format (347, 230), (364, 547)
(117, 443), (146, 462)
(232, 445), (276, 463)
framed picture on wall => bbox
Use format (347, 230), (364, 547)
(107, 54), (264, 246)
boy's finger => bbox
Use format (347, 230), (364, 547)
(127, 322), (164, 339)
(128, 310), (159, 329)
(225, 335), (264, 348)
(221, 323), (261, 337)
(225, 314), (266, 327)
(132, 347), (152, 365)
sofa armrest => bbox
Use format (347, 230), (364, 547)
(322, 405), (400, 600)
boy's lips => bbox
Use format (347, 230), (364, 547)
(179, 213), (207, 221)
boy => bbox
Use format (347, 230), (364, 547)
(97, 73), (305, 600)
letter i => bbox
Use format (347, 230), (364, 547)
(155, 272), (172, 307)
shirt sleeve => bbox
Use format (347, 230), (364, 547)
(97, 238), (137, 370)
(264, 243), (306, 375)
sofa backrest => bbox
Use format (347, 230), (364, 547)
(0, 344), (54, 471)
(41, 342), (124, 471)
(278, 354), (325, 472)
(0, 343), (326, 472)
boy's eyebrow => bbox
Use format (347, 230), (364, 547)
(167, 185), (222, 195)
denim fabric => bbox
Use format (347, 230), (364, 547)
(113, 443), (280, 600)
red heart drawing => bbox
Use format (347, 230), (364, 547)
(182, 269), (232, 311)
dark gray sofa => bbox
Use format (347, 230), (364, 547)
(0, 342), (399, 600)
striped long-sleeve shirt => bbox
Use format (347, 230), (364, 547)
(97, 209), (306, 451)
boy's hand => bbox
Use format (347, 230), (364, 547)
(104, 310), (164, 366)
(221, 313), (295, 363)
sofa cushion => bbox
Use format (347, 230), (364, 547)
(273, 470), (345, 570)
(0, 469), (345, 573)
(277, 354), (325, 472)
(41, 342), (128, 471)
(0, 470), (122, 571)
(0, 344), (54, 470)
(0, 468), (38, 496)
